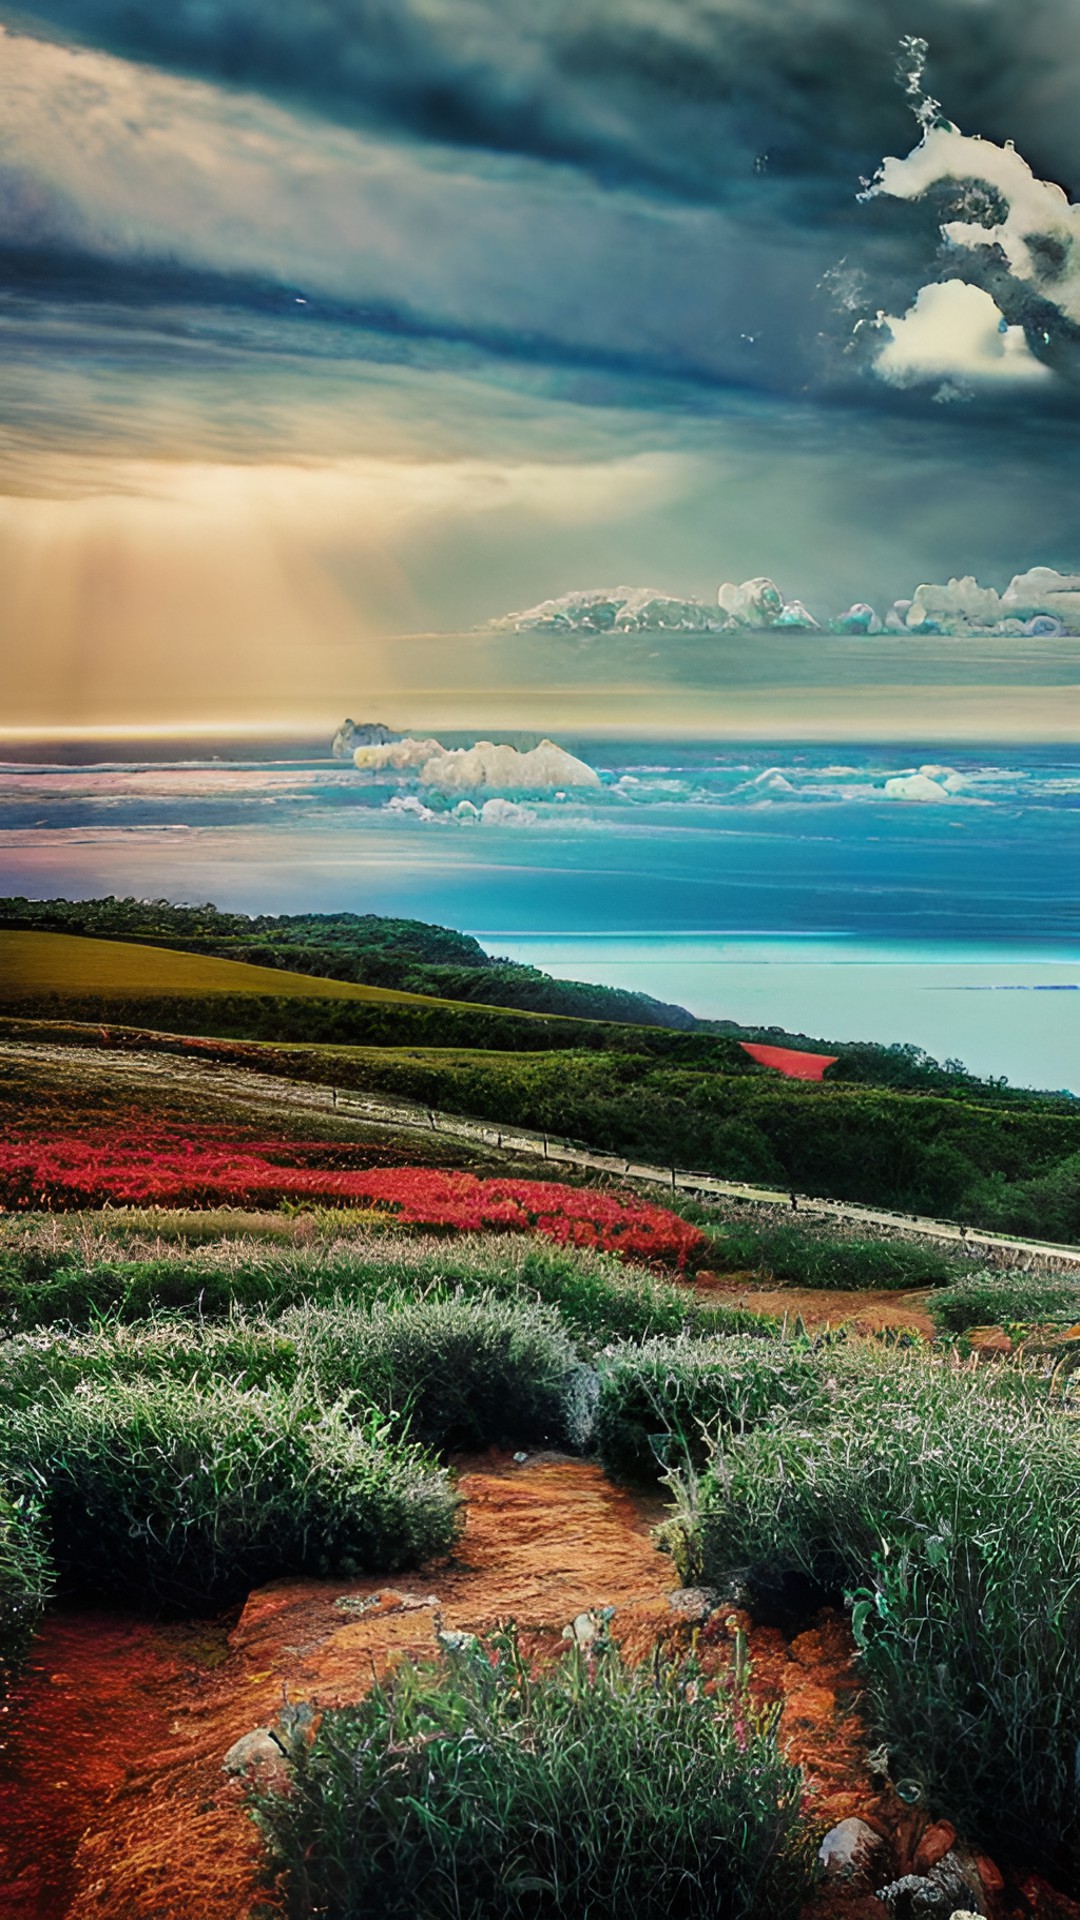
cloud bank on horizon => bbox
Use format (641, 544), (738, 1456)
(4, 2), (1080, 729)
(495, 566), (1080, 638)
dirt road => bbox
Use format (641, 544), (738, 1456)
(4, 1037), (1079, 1271)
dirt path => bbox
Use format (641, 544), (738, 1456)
(694, 1271), (938, 1337)
(5, 1036), (1079, 1272)
(0, 1458), (682, 1920)
(0, 1455), (880, 1920)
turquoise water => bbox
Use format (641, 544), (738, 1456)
(1, 739), (1077, 1089)
(488, 936), (1080, 1093)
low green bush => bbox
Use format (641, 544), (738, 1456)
(0, 1318), (299, 1407)
(0, 1294), (592, 1454)
(283, 1293), (593, 1451)
(0, 1233), (773, 1345)
(594, 1334), (824, 1480)
(485, 1243), (773, 1347)
(663, 1349), (1080, 1870)
(253, 1626), (810, 1920)
(0, 1250), (303, 1329)
(4, 1381), (459, 1609)
(929, 1269), (1080, 1332)
(0, 1489), (52, 1685)
(698, 1220), (958, 1292)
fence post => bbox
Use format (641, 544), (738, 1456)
(429, 1110), (437, 1130)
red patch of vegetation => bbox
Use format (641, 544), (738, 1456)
(740, 1042), (839, 1080)
(0, 1125), (706, 1265)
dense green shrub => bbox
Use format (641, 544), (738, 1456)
(594, 1334), (823, 1480)
(4, 1381), (459, 1609)
(0, 1293), (591, 1452)
(0, 1489), (52, 1685)
(930, 1270), (1080, 1332)
(0, 1234), (772, 1345)
(663, 1350), (1080, 1869)
(269, 1048), (1080, 1227)
(698, 1220), (959, 1292)
(283, 1294), (593, 1450)
(960, 1151), (1080, 1245)
(253, 1627), (810, 1920)
(0, 1318), (299, 1407)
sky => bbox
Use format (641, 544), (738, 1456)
(3, 1), (1080, 733)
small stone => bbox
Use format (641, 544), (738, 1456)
(512, 1451), (529, 1464)
(876, 1875), (949, 1916)
(928, 1844), (988, 1915)
(561, 1606), (615, 1646)
(818, 1818), (886, 1886)
(334, 1592), (386, 1615)
(335, 1589), (438, 1616)
(915, 1823), (958, 1873)
(222, 1728), (288, 1777)
(436, 1629), (477, 1654)
(666, 1587), (719, 1621)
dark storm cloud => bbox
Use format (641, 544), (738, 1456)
(4, 0), (1080, 460)
(6, 0), (1080, 213)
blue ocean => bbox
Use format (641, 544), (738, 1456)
(2, 737), (1078, 1091)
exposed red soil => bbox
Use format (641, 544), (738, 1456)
(693, 1269), (937, 1338)
(0, 1455), (884, 1920)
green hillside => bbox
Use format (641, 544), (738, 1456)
(0, 931), (476, 1010)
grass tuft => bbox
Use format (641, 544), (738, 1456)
(0, 1488), (52, 1687)
(594, 1333), (824, 1481)
(929, 1268), (1080, 1331)
(0, 1292), (592, 1453)
(693, 1217), (958, 1291)
(0, 1230), (774, 1344)
(663, 1347), (1080, 1871)
(4, 1380), (459, 1609)
(253, 1625), (811, 1920)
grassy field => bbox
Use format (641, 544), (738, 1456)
(6, 1008), (1080, 1238)
(0, 931), (538, 1015)
(9, 921), (1080, 1912)
(7, 1045), (1080, 1908)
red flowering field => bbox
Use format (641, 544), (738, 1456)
(0, 1122), (707, 1266)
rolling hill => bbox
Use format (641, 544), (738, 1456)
(0, 931), (498, 1012)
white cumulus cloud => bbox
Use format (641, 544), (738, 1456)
(872, 281), (1053, 389)
(354, 735), (600, 792)
(883, 770), (954, 802)
(866, 123), (1080, 324)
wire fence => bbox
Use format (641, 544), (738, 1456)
(8, 1037), (1080, 1275)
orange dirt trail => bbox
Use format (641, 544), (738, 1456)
(0, 1456), (877, 1920)
(694, 1270), (937, 1338)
